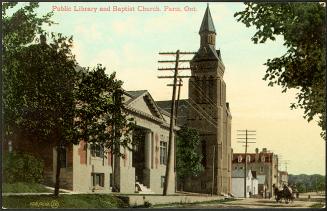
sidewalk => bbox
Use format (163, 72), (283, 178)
(117, 193), (227, 206)
(2, 186), (80, 196)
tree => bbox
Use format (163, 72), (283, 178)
(74, 65), (135, 192)
(176, 126), (204, 191)
(234, 3), (326, 139)
(2, 2), (54, 141)
(3, 3), (78, 196)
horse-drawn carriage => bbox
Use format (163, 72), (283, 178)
(273, 184), (295, 204)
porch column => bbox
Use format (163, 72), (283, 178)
(145, 130), (152, 169)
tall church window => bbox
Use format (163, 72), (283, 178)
(160, 141), (167, 165)
(219, 81), (223, 106)
(201, 78), (207, 103)
(201, 141), (206, 167)
(208, 77), (214, 100)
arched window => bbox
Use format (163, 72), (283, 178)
(261, 156), (265, 162)
(238, 155), (242, 163)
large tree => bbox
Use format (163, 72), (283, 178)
(2, 2), (54, 141)
(176, 126), (204, 191)
(234, 3), (326, 139)
(74, 65), (135, 192)
(3, 3), (78, 196)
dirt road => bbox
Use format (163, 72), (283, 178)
(158, 198), (325, 208)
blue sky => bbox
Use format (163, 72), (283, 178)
(15, 2), (325, 175)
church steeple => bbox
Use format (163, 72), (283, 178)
(199, 4), (216, 47)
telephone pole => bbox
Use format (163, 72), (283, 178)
(158, 50), (195, 195)
(237, 129), (256, 198)
(281, 160), (290, 172)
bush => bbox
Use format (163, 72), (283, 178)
(3, 152), (44, 183)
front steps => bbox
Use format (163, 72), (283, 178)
(135, 182), (154, 194)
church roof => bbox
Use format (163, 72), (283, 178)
(156, 99), (189, 126)
(199, 4), (216, 34)
(192, 45), (221, 61)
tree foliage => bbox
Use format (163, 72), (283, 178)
(288, 174), (325, 193)
(234, 3), (326, 139)
(3, 152), (44, 184)
(2, 2), (55, 141)
(74, 65), (135, 157)
(176, 126), (204, 182)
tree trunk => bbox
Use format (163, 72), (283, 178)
(54, 144), (61, 196)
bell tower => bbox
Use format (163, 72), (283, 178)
(185, 4), (232, 195)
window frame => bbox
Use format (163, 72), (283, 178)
(160, 141), (167, 165)
(91, 173), (105, 188)
(161, 176), (165, 188)
(91, 144), (104, 158)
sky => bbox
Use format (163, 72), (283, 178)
(26, 2), (325, 175)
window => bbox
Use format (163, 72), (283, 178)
(261, 156), (265, 162)
(60, 147), (67, 168)
(91, 144), (104, 158)
(260, 166), (264, 173)
(247, 155), (251, 163)
(238, 155), (242, 163)
(160, 141), (167, 165)
(234, 166), (238, 170)
(239, 166), (243, 170)
(92, 173), (104, 187)
(109, 173), (113, 188)
(161, 176), (165, 188)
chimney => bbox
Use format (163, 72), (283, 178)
(255, 148), (259, 162)
(40, 34), (47, 45)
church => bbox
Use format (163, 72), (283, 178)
(157, 4), (232, 195)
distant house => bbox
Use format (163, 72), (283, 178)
(278, 170), (288, 187)
(231, 169), (258, 198)
(232, 148), (279, 198)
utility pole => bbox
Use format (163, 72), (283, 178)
(158, 50), (195, 195)
(282, 160), (290, 172)
(211, 145), (215, 196)
(237, 129), (256, 198)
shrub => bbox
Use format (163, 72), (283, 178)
(3, 152), (44, 183)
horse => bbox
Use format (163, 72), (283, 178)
(273, 184), (295, 204)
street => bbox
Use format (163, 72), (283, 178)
(157, 197), (325, 208)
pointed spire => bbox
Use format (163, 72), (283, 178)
(199, 4), (216, 34)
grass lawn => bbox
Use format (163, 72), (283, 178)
(2, 182), (52, 193)
(2, 194), (129, 208)
(309, 202), (325, 208)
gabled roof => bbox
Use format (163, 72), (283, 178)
(125, 90), (164, 121)
(199, 4), (216, 34)
(156, 99), (189, 126)
(192, 45), (220, 61)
